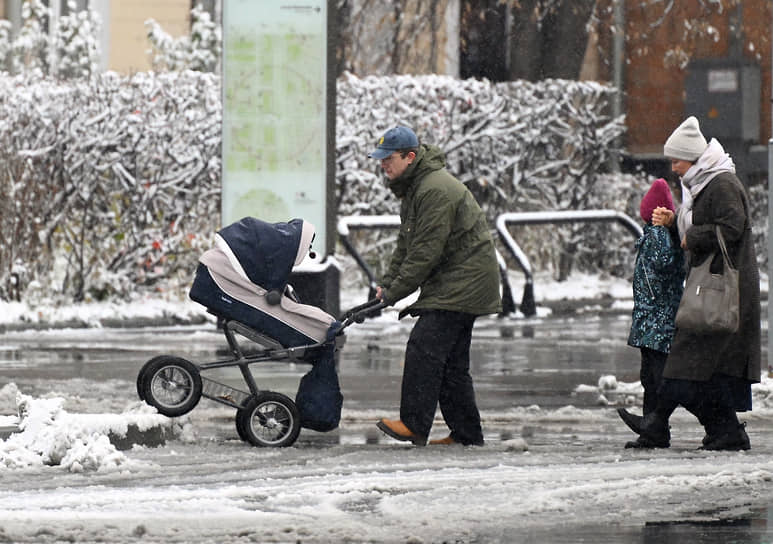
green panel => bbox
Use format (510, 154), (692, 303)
(222, 0), (329, 255)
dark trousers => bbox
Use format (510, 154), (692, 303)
(399, 310), (484, 445)
(658, 373), (751, 434)
(640, 347), (667, 415)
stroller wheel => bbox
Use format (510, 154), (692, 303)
(235, 412), (247, 442)
(136, 367), (147, 401)
(140, 356), (202, 417)
(237, 392), (301, 447)
(136, 355), (172, 401)
(235, 397), (253, 442)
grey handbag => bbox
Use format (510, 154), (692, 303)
(675, 226), (739, 334)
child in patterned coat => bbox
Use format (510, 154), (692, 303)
(623, 178), (685, 448)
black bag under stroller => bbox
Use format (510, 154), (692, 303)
(136, 217), (383, 447)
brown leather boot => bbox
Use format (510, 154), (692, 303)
(429, 435), (456, 445)
(376, 419), (426, 446)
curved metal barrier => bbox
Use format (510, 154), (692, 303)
(495, 210), (642, 317)
(337, 215), (401, 301)
(337, 210), (641, 318)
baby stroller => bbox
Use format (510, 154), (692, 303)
(136, 217), (384, 447)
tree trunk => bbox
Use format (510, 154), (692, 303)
(508, 0), (596, 81)
(459, 0), (508, 81)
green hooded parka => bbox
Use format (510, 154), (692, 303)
(380, 144), (502, 318)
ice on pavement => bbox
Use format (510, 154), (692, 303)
(2, 374), (773, 543)
(2, 373), (773, 472)
(1, 269), (770, 476)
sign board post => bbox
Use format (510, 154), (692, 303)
(222, 0), (338, 315)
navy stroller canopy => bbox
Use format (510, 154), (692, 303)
(190, 216), (333, 346)
(215, 217), (315, 291)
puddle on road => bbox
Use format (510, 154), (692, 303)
(640, 508), (773, 543)
(522, 507), (773, 543)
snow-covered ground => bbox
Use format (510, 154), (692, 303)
(0, 271), (771, 543)
(1, 376), (773, 543)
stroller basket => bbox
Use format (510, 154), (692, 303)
(201, 377), (251, 409)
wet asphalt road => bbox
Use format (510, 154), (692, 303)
(0, 310), (656, 411)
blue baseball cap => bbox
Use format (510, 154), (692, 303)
(368, 126), (419, 159)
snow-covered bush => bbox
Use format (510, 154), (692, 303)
(0, 20), (12, 68)
(10, 0), (49, 75)
(0, 1), (219, 79)
(336, 73), (637, 280)
(146, 4), (222, 73)
(0, 0), (101, 79)
(54, 1), (101, 79)
(0, 71), (765, 303)
(0, 71), (221, 302)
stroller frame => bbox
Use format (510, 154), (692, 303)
(136, 298), (384, 447)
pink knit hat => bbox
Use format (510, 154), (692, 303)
(640, 178), (674, 223)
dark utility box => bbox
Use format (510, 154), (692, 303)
(685, 58), (760, 142)
(289, 261), (341, 319)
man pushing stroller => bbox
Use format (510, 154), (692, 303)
(368, 126), (502, 447)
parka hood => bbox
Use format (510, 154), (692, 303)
(386, 144), (446, 198)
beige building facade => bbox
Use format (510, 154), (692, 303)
(105, 0), (191, 73)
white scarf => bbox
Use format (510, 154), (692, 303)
(676, 138), (735, 238)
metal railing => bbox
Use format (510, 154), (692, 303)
(337, 210), (642, 318)
(337, 215), (514, 314)
(337, 215), (401, 300)
(495, 210), (642, 316)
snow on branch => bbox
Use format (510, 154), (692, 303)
(0, 71), (221, 302)
(336, 73), (641, 280)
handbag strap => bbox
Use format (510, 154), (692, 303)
(714, 226), (735, 271)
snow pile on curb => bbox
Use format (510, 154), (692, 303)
(574, 374), (643, 406)
(573, 373), (773, 410)
(0, 384), (187, 472)
(0, 297), (211, 328)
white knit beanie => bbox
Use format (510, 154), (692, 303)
(663, 116), (708, 161)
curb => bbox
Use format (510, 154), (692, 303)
(0, 314), (211, 333)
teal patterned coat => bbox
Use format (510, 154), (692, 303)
(627, 224), (685, 353)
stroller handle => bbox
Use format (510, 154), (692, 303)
(339, 298), (387, 327)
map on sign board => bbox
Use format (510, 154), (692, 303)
(222, 0), (328, 253)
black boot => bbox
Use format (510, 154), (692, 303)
(700, 417), (722, 447)
(624, 435), (663, 449)
(617, 408), (670, 448)
(702, 421), (751, 451)
(693, 402), (750, 451)
(617, 408), (653, 449)
(617, 408), (642, 433)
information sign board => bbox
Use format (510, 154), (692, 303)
(222, 0), (330, 254)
